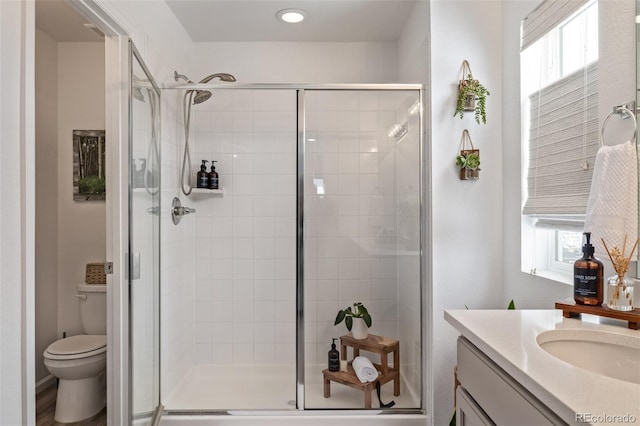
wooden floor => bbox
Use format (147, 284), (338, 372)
(36, 384), (107, 426)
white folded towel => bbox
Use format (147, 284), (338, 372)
(584, 140), (638, 259)
(352, 356), (379, 383)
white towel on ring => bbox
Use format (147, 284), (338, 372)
(584, 140), (638, 259)
(352, 356), (379, 383)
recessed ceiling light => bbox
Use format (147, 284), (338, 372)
(276, 9), (307, 24)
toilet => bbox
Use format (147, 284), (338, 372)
(44, 284), (107, 423)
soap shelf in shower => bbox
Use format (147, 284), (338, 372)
(189, 188), (224, 199)
(555, 299), (640, 330)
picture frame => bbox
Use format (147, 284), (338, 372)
(73, 129), (106, 201)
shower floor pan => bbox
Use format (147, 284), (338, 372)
(163, 364), (420, 411)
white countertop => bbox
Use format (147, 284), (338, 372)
(445, 309), (640, 425)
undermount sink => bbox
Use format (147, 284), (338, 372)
(536, 329), (640, 384)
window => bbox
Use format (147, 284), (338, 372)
(521, 0), (598, 283)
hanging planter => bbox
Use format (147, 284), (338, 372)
(456, 129), (481, 180)
(454, 60), (490, 125)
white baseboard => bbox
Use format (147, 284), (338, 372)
(35, 374), (56, 394)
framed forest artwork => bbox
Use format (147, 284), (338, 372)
(73, 130), (106, 201)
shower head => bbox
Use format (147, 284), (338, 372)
(175, 70), (236, 105)
(199, 73), (236, 83)
(192, 90), (212, 104)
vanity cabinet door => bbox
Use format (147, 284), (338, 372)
(457, 337), (566, 426)
(457, 387), (495, 426)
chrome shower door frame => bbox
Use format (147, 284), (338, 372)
(295, 85), (426, 412)
(160, 83), (427, 416)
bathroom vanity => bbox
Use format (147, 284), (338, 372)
(445, 310), (640, 426)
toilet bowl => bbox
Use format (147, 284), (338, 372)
(44, 335), (107, 422)
(43, 284), (107, 423)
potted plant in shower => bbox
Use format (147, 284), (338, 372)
(334, 302), (372, 340)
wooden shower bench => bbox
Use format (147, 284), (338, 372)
(322, 333), (400, 408)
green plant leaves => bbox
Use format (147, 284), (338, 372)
(363, 313), (372, 327)
(334, 302), (373, 330)
(79, 176), (106, 194)
(465, 153), (480, 170)
(456, 153), (480, 170)
(454, 74), (490, 124)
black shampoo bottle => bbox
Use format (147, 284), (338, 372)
(197, 160), (209, 188)
(328, 338), (340, 372)
(208, 160), (219, 190)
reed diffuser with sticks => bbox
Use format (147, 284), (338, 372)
(601, 235), (638, 311)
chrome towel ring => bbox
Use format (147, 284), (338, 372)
(600, 102), (637, 146)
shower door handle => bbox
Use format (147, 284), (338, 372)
(171, 197), (196, 225)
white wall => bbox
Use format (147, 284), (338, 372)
(56, 42), (106, 337)
(430, 1), (504, 425)
(35, 28), (60, 384)
(191, 42), (397, 83)
(35, 36), (107, 385)
(0, 0), (35, 423)
(398, 0), (430, 87)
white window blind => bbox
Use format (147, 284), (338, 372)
(522, 61), (598, 216)
(521, 0), (591, 51)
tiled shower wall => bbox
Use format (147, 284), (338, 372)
(186, 89), (421, 391)
(161, 89), (197, 392)
(303, 90), (421, 402)
(304, 90), (401, 364)
(189, 89), (298, 364)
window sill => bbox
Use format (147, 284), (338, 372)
(522, 268), (572, 286)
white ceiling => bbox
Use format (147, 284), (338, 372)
(165, 0), (419, 42)
(35, 0), (104, 42)
(34, 0), (418, 43)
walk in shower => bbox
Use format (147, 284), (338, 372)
(131, 78), (426, 420)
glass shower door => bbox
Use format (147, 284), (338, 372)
(129, 43), (162, 423)
(302, 89), (422, 410)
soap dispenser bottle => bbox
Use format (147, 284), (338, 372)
(328, 338), (340, 372)
(197, 160), (209, 188)
(574, 231), (603, 305)
(208, 160), (219, 190)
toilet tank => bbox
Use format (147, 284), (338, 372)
(77, 284), (107, 335)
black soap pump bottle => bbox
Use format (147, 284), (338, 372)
(574, 231), (604, 305)
(208, 160), (219, 190)
(328, 338), (340, 372)
(197, 160), (209, 188)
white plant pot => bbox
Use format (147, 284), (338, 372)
(351, 318), (368, 340)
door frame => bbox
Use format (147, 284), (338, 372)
(68, 1), (133, 424)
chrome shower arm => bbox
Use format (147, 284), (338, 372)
(174, 71), (193, 83)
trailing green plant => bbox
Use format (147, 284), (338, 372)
(455, 151), (480, 171)
(464, 300), (516, 310)
(454, 74), (490, 125)
(334, 302), (372, 331)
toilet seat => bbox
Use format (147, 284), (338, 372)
(44, 335), (106, 360)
